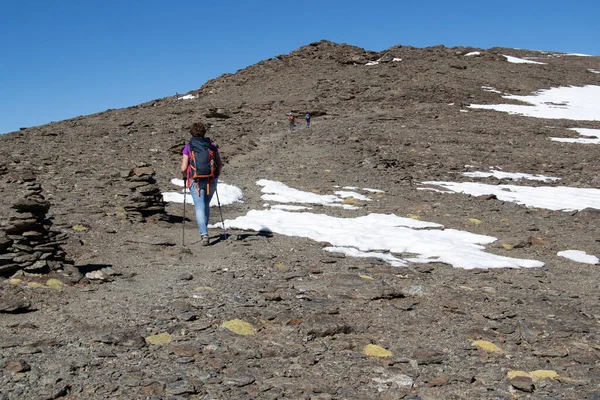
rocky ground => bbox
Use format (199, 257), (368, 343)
(1, 41), (600, 399)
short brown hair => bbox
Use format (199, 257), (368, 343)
(189, 122), (206, 137)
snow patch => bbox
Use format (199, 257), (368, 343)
(557, 250), (599, 264)
(503, 55), (546, 64)
(463, 170), (560, 182)
(469, 85), (600, 121)
(217, 209), (544, 270)
(421, 181), (600, 212)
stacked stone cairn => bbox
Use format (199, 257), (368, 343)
(0, 173), (71, 277)
(121, 165), (166, 222)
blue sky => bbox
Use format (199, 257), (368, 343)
(1, 0), (598, 135)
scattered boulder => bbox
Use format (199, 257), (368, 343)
(0, 299), (34, 313)
(509, 375), (534, 392)
(205, 108), (231, 119)
(3, 359), (31, 373)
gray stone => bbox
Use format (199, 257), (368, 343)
(223, 373), (256, 387)
(0, 300), (33, 313)
(166, 379), (198, 395)
(178, 272), (194, 281)
(3, 359), (31, 373)
(510, 376), (534, 392)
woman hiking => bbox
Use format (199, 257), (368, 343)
(180, 122), (223, 246)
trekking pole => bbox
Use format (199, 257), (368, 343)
(215, 187), (226, 238)
(182, 180), (186, 247)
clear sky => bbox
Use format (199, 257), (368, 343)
(1, 0), (598, 135)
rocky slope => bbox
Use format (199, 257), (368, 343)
(1, 40), (599, 399)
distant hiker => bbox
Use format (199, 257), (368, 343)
(305, 113), (311, 127)
(180, 122), (223, 246)
(288, 112), (295, 131)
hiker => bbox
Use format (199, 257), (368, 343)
(180, 121), (223, 246)
(305, 113), (311, 127)
(288, 112), (295, 131)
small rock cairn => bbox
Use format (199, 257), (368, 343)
(121, 166), (166, 222)
(0, 174), (70, 277)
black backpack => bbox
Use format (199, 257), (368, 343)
(188, 137), (216, 183)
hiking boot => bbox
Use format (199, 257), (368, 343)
(201, 235), (210, 246)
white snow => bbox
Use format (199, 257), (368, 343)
(469, 85), (600, 121)
(363, 188), (385, 193)
(563, 53), (592, 57)
(569, 128), (600, 138)
(557, 250), (599, 264)
(463, 170), (560, 182)
(163, 175), (549, 269)
(465, 52), (481, 57)
(161, 179), (243, 206)
(392, 58), (402, 62)
(482, 86), (503, 94)
(550, 127), (600, 144)
(177, 94), (196, 100)
(589, 69), (600, 74)
(503, 55), (546, 65)
(216, 208), (543, 270)
(257, 179), (362, 210)
(421, 181), (600, 212)
(334, 190), (372, 202)
(267, 204), (312, 211)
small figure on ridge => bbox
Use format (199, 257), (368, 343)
(288, 112), (295, 131)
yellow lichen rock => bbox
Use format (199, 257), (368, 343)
(343, 198), (360, 205)
(9, 278), (22, 285)
(359, 275), (375, 280)
(507, 370), (531, 380)
(46, 279), (63, 289)
(468, 218), (483, 225)
(472, 340), (504, 354)
(507, 369), (559, 382)
(221, 319), (257, 336)
(530, 370), (559, 381)
(364, 344), (392, 358)
(145, 332), (172, 345)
